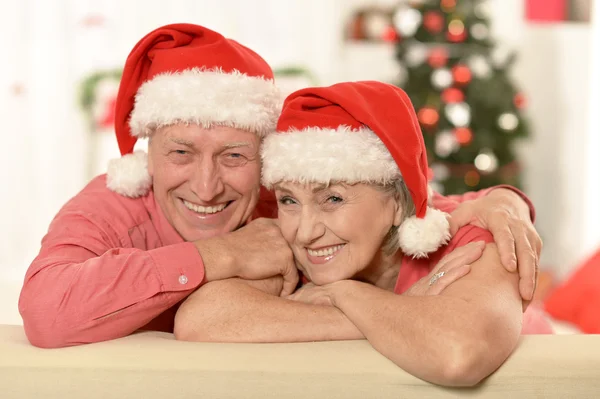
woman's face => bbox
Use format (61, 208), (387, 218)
(275, 182), (403, 285)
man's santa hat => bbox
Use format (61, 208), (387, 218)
(261, 81), (450, 258)
(107, 23), (281, 197)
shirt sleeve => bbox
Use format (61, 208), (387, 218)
(18, 211), (205, 348)
(443, 185), (536, 222)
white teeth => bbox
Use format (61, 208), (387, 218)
(183, 200), (227, 214)
(307, 244), (345, 257)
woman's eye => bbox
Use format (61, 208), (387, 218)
(278, 196), (296, 205)
(327, 196), (343, 203)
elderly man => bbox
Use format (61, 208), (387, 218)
(19, 23), (541, 348)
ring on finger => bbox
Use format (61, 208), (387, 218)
(429, 271), (446, 286)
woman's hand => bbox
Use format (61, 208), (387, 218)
(404, 241), (485, 296)
(448, 188), (542, 301)
(286, 282), (336, 306)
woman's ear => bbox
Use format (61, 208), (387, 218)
(393, 197), (404, 226)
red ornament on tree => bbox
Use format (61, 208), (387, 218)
(382, 25), (400, 42)
(454, 127), (473, 145)
(428, 47), (449, 68)
(442, 87), (464, 103)
(418, 106), (440, 127)
(423, 11), (445, 34)
(452, 65), (472, 85)
(441, 0), (457, 13)
(513, 93), (527, 109)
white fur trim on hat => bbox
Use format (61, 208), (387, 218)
(106, 150), (152, 198)
(261, 126), (401, 188)
(398, 207), (451, 258)
(129, 68), (281, 138)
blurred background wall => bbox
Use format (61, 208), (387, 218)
(0, 0), (598, 325)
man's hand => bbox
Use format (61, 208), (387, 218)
(194, 218), (298, 296)
(404, 241), (483, 297)
(448, 188), (542, 301)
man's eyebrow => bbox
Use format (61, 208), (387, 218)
(223, 142), (252, 149)
(168, 138), (194, 147)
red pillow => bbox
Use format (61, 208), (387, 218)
(544, 249), (600, 333)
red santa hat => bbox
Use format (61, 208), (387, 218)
(261, 81), (450, 258)
(106, 23), (281, 197)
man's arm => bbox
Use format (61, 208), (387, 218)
(19, 212), (205, 349)
(174, 279), (363, 343)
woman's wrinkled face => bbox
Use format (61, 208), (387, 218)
(275, 182), (402, 285)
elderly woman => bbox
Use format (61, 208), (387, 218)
(256, 81), (552, 386)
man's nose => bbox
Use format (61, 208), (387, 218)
(296, 207), (326, 245)
(191, 158), (225, 202)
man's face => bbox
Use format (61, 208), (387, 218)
(148, 123), (261, 241)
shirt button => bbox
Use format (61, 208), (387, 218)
(178, 275), (189, 285)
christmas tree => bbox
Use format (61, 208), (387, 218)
(391, 0), (529, 194)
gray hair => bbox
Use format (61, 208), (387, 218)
(378, 180), (415, 256)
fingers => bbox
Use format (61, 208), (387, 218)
(448, 204), (473, 236)
(427, 264), (471, 295)
(432, 241), (485, 274)
(487, 213), (518, 272)
(279, 260), (299, 297)
(511, 223), (537, 301)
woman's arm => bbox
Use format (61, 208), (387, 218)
(174, 278), (364, 343)
(326, 243), (522, 387)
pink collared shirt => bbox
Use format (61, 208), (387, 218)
(19, 176), (540, 348)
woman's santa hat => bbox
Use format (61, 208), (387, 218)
(261, 81), (450, 258)
(107, 23), (281, 197)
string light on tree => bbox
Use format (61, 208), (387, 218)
(393, 7), (423, 37)
(430, 163), (450, 181)
(474, 1), (491, 18)
(491, 46), (512, 68)
(474, 149), (499, 174)
(405, 43), (429, 66)
(470, 23), (489, 41)
(431, 68), (453, 89)
(445, 102), (471, 127)
(447, 19), (467, 42)
(435, 130), (460, 157)
(452, 65), (472, 85)
(468, 55), (492, 79)
(498, 112), (519, 132)
(394, 62), (409, 87)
